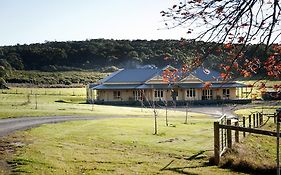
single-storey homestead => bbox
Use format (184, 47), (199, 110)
(87, 66), (250, 105)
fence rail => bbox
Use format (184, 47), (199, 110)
(214, 112), (277, 165)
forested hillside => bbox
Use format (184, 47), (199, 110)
(0, 39), (271, 76)
(0, 39), (224, 71)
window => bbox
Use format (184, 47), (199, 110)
(223, 89), (230, 98)
(187, 88), (196, 97)
(133, 90), (142, 100)
(154, 90), (164, 98)
(113, 91), (121, 99)
(202, 89), (213, 100)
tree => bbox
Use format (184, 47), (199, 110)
(0, 59), (11, 89)
(161, 0), (281, 81)
(6, 53), (24, 70)
(161, 0), (281, 98)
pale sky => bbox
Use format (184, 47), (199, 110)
(0, 0), (189, 46)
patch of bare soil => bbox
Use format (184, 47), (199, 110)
(0, 139), (14, 174)
(0, 136), (27, 175)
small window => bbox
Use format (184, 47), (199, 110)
(154, 90), (164, 98)
(223, 89), (230, 98)
(133, 90), (142, 100)
(113, 91), (121, 99)
(187, 88), (196, 97)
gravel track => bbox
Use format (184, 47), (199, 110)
(0, 116), (131, 137)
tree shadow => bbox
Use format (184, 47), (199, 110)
(183, 150), (207, 161)
(160, 151), (211, 175)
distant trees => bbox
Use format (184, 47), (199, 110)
(0, 59), (11, 88)
(0, 38), (277, 81)
(0, 39), (222, 72)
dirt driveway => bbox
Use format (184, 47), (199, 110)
(167, 103), (264, 118)
(0, 116), (134, 137)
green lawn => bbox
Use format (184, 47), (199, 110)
(235, 105), (280, 116)
(1, 117), (247, 175)
(1, 86), (278, 174)
(0, 87), (194, 119)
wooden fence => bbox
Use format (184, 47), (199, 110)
(214, 112), (276, 165)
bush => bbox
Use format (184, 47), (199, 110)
(0, 77), (8, 89)
(102, 66), (119, 73)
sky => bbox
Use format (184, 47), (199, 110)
(0, 0), (189, 46)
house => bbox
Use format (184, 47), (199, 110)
(86, 66), (250, 105)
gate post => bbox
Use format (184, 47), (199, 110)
(243, 116), (246, 137)
(214, 122), (220, 165)
(235, 121), (239, 143)
(256, 113), (259, 127)
(260, 113), (263, 126)
(253, 113), (256, 128)
(249, 114), (252, 128)
(227, 119), (232, 148)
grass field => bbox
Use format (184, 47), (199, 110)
(235, 102), (280, 116)
(0, 87), (193, 119)
(0, 117), (248, 175)
(0, 87), (279, 174)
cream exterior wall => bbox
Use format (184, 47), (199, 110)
(97, 90), (137, 101)
(92, 87), (238, 102)
(213, 88), (236, 100)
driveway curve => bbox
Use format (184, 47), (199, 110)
(0, 116), (132, 137)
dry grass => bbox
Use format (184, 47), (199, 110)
(219, 122), (277, 174)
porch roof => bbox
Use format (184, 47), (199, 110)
(211, 83), (247, 88)
(136, 84), (173, 89)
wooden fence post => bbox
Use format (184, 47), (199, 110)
(243, 117), (246, 137)
(249, 114), (252, 128)
(256, 113), (259, 127)
(227, 119), (232, 148)
(214, 122), (220, 165)
(220, 120), (224, 150)
(235, 121), (239, 143)
(260, 113), (263, 126)
(253, 114), (256, 128)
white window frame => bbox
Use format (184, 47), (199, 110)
(186, 88), (196, 98)
(133, 90), (142, 100)
(154, 89), (164, 98)
(202, 89), (213, 100)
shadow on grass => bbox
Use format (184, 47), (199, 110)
(160, 150), (210, 175)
